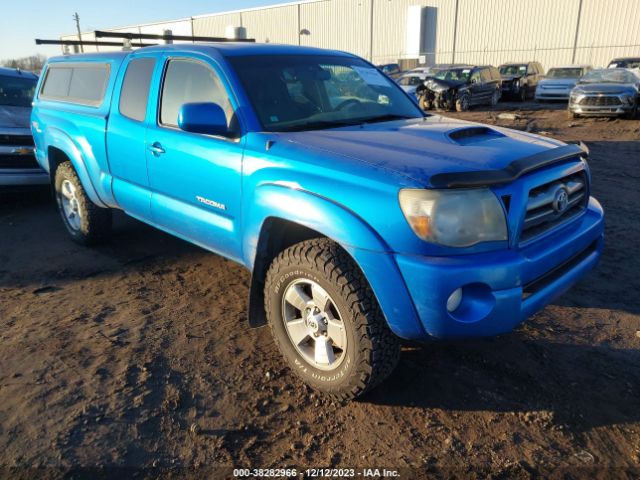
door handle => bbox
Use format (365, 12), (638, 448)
(148, 142), (165, 156)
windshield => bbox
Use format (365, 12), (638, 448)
(546, 68), (584, 79)
(228, 55), (423, 132)
(433, 68), (472, 82)
(499, 65), (527, 76)
(398, 75), (423, 86)
(579, 69), (636, 84)
(609, 59), (640, 69)
(0, 74), (37, 107)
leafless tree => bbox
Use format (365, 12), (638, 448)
(1, 54), (48, 74)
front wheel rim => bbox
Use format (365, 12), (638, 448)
(281, 279), (347, 371)
(59, 179), (82, 231)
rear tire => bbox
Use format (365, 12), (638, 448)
(264, 238), (400, 400)
(54, 161), (112, 245)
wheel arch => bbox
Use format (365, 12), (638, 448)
(243, 184), (425, 339)
(44, 128), (107, 207)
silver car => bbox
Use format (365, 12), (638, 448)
(535, 65), (592, 101)
(0, 67), (48, 187)
(568, 68), (640, 119)
(397, 72), (429, 98)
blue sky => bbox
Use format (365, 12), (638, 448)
(1, 0), (280, 61)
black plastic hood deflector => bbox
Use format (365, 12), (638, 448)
(429, 143), (587, 188)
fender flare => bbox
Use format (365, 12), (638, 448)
(243, 183), (426, 340)
(44, 127), (107, 207)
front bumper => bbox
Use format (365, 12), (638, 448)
(569, 96), (636, 116)
(393, 197), (604, 339)
(535, 88), (571, 100)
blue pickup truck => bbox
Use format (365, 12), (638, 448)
(31, 43), (604, 399)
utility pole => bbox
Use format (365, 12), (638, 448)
(73, 12), (84, 53)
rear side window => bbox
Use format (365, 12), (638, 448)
(160, 58), (232, 127)
(40, 63), (109, 106)
(480, 68), (492, 82)
(119, 58), (155, 122)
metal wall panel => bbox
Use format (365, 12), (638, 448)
(139, 19), (193, 44)
(193, 13), (243, 37)
(242, 5), (299, 44)
(298, 0), (371, 59)
(575, 0), (640, 67)
(60, 0), (640, 69)
(454, 0), (581, 70)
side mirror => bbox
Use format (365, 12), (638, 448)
(178, 102), (228, 136)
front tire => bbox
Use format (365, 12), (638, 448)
(624, 100), (638, 119)
(455, 94), (470, 112)
(264, 238), (400, 400)
(54, 162), (112, 245)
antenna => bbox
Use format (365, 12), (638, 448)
(73, 12), (84, 53)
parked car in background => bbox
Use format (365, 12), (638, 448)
(499, 62), (544, 101)
(397, 71), (432, 98)
(0, 67), (48, 187)
(32, 44), (604, 399)
(535, 65), (592, 102)
(607, 57), (640, 70)
(377, 63), (402, 79)
(569, 68), (639, 119)
(420, 65), (501, 111)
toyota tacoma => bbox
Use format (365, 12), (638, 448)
(31, 44), (604, 399)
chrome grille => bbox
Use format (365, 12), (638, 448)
(578, 96), (621, 106)
(520, 171), (587, 243)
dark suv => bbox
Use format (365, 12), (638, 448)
(419, 65), (501, 111)
(607, 57), (640, 69)
(377, 63), (402, 79)
(499, 62), (544, 101)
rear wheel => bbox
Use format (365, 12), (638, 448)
(54, 162), (112, 245)
(264, 238), (400, 400)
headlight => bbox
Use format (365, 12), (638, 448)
(399, 188), (508, 247)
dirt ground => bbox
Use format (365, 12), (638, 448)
(1, 103), (639, 479)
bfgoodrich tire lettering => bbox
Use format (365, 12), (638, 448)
(54, 161), (112, 245)
(264, 238), (400, 400)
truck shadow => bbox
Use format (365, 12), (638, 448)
(366, 334), (640, 431)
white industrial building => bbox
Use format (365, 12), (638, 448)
(61, 0), (640, 69)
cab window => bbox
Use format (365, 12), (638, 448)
(160, 58), (232, 128)
(119, 58), (155, 122)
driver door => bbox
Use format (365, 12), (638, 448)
(146, 55), (245, 262)
(469, 69), (485, 105)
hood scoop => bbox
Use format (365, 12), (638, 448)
(447, 126), (505, 146)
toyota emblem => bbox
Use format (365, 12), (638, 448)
(552, 187), (570, 214)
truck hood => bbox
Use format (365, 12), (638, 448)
(573, 83), (637, 94)
(500, 74), (523, 82)
(424, 78), (465, 92)
(279, 116), (563, 186)
(0, 105), (31, 129)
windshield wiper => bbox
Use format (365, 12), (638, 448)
(279, 119), (363, 132)
(360, 114), (419, 124)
